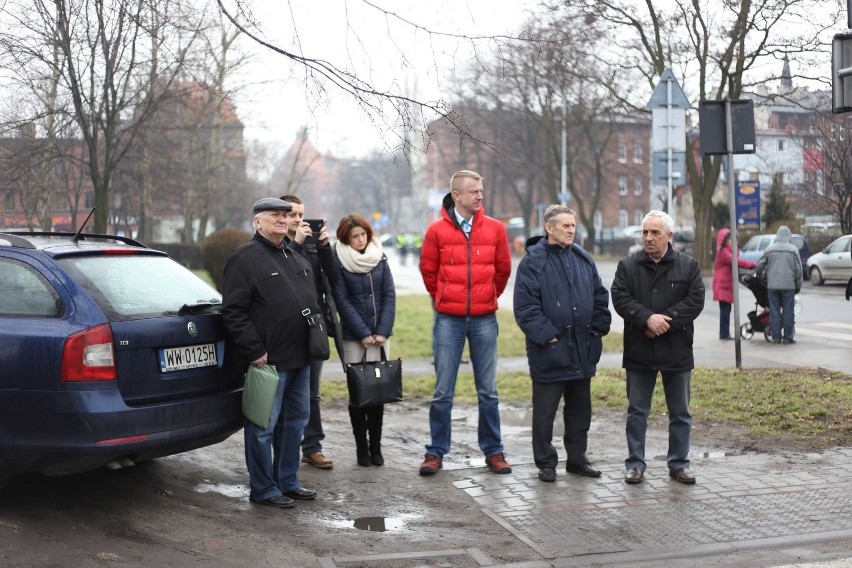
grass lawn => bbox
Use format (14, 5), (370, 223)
(322, 294), (852, 450)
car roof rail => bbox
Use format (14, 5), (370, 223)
(1, 231), (147, 248)
(0, 232), (37, 249)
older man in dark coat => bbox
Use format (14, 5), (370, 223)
(611, 210), (705, 485)
(513, 205), (611, 482)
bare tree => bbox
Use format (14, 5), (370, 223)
(0, 0), (208, 233)
(436, 9), (633, 250)
(569, 0), (842, 267)
(803, 113), (852, 232)
(214, 0), (535, 158)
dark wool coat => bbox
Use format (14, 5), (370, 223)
(222, 232), (319, 370)
(513, 236), (612, 382)
(611, 244), (705, 372)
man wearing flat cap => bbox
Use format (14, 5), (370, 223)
(222, 197), (323, 508)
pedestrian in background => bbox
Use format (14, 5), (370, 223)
(418, 170), (513, 476)
(755, 225), (803, 344)
(712, 227), (755, 340)
(221, 197), (319, 508)
(280, 195), (340, 470)
(513, 205), (612, 482)
(611, 210), (705, 485)
(333, 214), (396, 466)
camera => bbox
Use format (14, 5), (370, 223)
(305, 219), (324, 244)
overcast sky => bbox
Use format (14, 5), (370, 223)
(223, 0), (535, 159)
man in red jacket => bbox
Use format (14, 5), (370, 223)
(418, 170), (513, 475)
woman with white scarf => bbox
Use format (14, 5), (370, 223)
(332, 214), (396, 466)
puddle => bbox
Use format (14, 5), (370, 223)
(194, 482), (246, 499)
(696, 451), (739, 459)
(327, 515), (415, 532)
(328, 516), (406, 532)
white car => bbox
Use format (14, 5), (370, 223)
(806, 234), (852, 286)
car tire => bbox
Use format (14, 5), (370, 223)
(809, 266), (824, 286)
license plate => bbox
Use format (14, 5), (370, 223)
(159, 343), (217, 372)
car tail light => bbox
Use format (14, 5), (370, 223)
(61, 324), (116, 382)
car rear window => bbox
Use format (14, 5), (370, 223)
(58, 254), (221, 321)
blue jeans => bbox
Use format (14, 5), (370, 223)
(301, 358), (325, 456)
(625, 369), (692, 472)
(718, 301), (731, 338)
(767, 288), (796, 342)
(427, 313), (503, 458)
(244, 365), (310, 501)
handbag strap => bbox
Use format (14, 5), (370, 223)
(276, 251), (314, 317)
(360, 345), (388, 364)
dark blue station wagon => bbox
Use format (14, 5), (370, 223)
(0, 232), (243, 489)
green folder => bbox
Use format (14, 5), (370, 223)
(242, 364), (279, 429)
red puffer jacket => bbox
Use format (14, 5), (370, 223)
(419, 193), (512, 316)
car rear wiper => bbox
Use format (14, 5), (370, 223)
(177, 300), (221, 315)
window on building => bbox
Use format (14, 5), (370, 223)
(618, 136), (627, 163)
(776, 139), (786, 152)
(593, 211), (602, 232)
(618, 176), (628, 196)
(633, 176), (643, 196)
(634, 210), (644, 225)
(84, 192), (95, 209)
(633, 142), (643, 163)
(3, 192), (15, 210)
(618, 209), (628, 227)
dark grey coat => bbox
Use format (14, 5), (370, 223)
(611, 244), (705, 372)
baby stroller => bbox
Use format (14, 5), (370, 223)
(738, 271), (773, 342)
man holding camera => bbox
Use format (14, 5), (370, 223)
(280, 195), (341, 470)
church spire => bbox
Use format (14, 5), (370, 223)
(781, 55), (793, 91)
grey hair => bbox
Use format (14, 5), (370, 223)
(643, 210), (673, 233)
(543, 205), (576, 226)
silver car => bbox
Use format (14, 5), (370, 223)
(806, 234), (852, 286)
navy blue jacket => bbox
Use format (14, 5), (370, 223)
(333, 255), (396, 342)
(513, 236), (611, 382)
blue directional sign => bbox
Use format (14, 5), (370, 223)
(735, 180), (761, 231)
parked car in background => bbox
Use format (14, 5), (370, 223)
(627, 227), (695, 256)
(672, 228), (695, 256)
(805, 234), (852, 286)
(740, 233), (812, 272)
(0, 231), (243, 490)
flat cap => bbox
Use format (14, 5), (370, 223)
(253, 197), (293, 214)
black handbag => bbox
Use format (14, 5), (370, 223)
(346, 347), (402, 407)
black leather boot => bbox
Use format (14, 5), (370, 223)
(366, 405), (384, 466)
(349, 406), (370, 466)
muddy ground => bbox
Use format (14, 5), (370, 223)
(0, 397), (809, 568)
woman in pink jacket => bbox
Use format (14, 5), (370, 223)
(712, 227), (756, 340)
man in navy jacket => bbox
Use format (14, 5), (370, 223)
(513, 205), (611, 482)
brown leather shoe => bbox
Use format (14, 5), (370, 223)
(669, 467), (696, 484)
(419, 454), (442, 475)
(624, 467), (644, 484)
(301, 452), (333, 470)
(485, 452), (512, 474)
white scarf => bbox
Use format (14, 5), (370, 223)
(335, 238), (383, 274)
